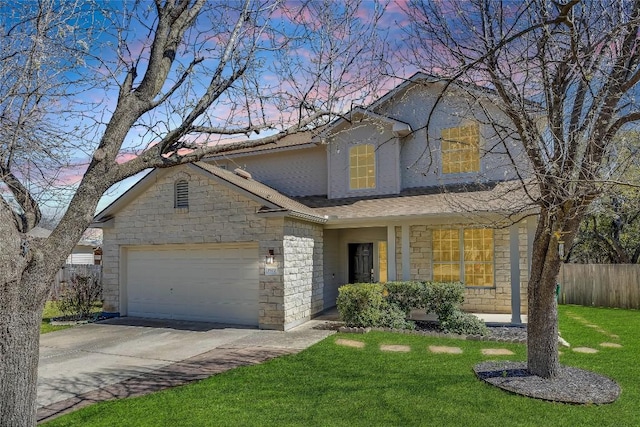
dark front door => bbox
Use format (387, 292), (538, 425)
(349, 243), (374, 283)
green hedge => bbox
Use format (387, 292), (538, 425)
(336, 283), (414, 329)
(337, 281), (488, 335)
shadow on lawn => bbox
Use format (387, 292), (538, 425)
(37, 346), (296, 423)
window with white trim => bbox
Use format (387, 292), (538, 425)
(174, 180), (189, 209)
(432, 228), (494, 287)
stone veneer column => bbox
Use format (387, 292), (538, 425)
(281, 219), (323, 330)
(258, 217), (285, 330)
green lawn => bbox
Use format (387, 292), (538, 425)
(41, 301), (72, 334)
(43, 305), (640, 427)
(41, 301), (104, 334)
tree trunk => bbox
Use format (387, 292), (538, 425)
(527, 211), (561, 378)
(0, 305), (43, 426)
(527, 205), (584, 378)
(0, 201), (51, 426)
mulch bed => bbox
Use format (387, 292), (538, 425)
(474, 361), (621, 404)
(314, 320), (528, 343)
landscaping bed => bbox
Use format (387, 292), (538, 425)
(314, 319), (527, 343)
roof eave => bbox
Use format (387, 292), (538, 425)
(258, 208), (328, 224)
(322, 209), (537, 229)
(311, 108), (413, 142)
(204, 140), (320, 160)
(90, 217), (115, 229)
(188, 163), (282, 211)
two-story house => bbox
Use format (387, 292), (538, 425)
(93, 73), (537, 331)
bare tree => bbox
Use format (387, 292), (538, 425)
(0, 1), (388, 424)
(400, 0), (640, 379)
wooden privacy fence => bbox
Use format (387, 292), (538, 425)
(51, 264), (102, 301)
(559, 264), (640, 310)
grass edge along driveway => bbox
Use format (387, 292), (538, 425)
(44, 305), (640, 427)
(41, 302), (72, 334)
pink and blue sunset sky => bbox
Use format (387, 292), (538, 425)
(40, 0), (420, 216)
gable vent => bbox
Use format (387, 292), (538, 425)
(234, 168), (252, 180)
(175, 180), (189, 208)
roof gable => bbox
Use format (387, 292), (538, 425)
(192, 163), (326, 222)
(312, 107), (412, 143)
(92, 162), (326, 226)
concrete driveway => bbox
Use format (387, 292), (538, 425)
(37, 317), (334, 421)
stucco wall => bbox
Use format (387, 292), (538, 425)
(101, 166), (322, 330)
(327, 119), (401, 199)
(322, 229), (342, 308)
(212, 145), (328, 197)
(395, 226), (402, 281)
(374, 81), (527, 190)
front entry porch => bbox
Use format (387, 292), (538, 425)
(321, 218), (536, 324)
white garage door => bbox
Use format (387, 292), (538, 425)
(125, 244), (259, 326)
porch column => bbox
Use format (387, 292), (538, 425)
(402, 224), (410, 280)
(387, 225), (396, 282)
(510, 223), (522, 325)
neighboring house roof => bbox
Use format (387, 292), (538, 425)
(300, 181), (536, 226)
(92, 162), (327, 226)
(26, 226), (101, 247)
(80, 228), (103, 247)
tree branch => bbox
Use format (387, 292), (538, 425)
(0, 166), (41, 233)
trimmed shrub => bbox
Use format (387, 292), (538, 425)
(439, 309), (489, 336)
(384, 281), (426, 314)
(336, 280), (487, 335)
(336, 283), (384, 326)
(337, 283), (414, 329)
(425, 281), (465, 319)
(379, 303), (416, 330)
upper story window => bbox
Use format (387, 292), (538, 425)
(174, 180), (189, 209)
(432, 228), (494, 287)
(349, 144), (376, 190)
(441, 123), (480, 174)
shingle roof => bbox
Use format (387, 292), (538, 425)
(192, 162), (327, 223)
(300, 181), (535, 222)
(206, 129), (319, 158)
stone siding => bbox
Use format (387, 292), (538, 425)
(101, 166), (322, 330)
(374, 221), (528, 315)
(282, 218), (324, 329)
(409, 225), (431, 281)
(461, 225), (512, 314)
(406, 222), (528, 314)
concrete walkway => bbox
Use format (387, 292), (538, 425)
(37, 318), (334, 423)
